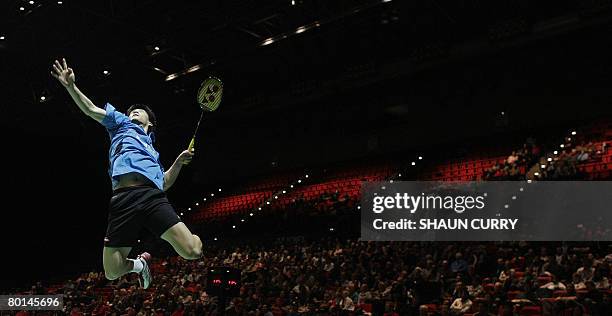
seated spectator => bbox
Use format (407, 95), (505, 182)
(506, 151), (519, 164)
(540, 275), (566, 291)
(449, 292), (472, 315)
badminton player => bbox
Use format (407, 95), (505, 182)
(51, 58), (203, 289)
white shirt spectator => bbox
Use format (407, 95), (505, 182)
(450, 298), (473, 314)
(341, 296), (355, 311)
(576, 267), (594, 283)
(540, 281), (566, 290)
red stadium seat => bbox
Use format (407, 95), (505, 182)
(520, 306), (542, 315)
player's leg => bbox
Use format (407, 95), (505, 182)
(102, 246), (133, 280)
(104, 186), (155, 288)
(142, 192), (203, 260)
(103, 246), (152, 288)
(160, 222), (203, 260)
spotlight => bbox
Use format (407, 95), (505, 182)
(389, 180), (393, 183)
(0, 36), (4, 40)
(249, 213), (253, 216)
(241, 219), (244, 222)
(553, 151), (558, 155)
(297, 179), (302, 183)
(534, 172), (539, 176)
(329, 228), (334, 231)
(266, 201), (270, 205)
(398, 173), (402, 177)
(547, 158), (552, 162)
(274, 196), (278, 199)
(214, 237), (218, 241)
(411, 162), (415, 166)
(571, 131), (576, 135)
(232, 225), (236, 229)
(357, 206), (361, 209)
(103, 70), (110, 75)
(418, 156), (423, 160)
(211, 193), (214, 196)
(290, 185), (294, 188)
(154, 46), (160, 51)
(40, 96), (46, 102)
(258, 207), (262, 210)
(180, 213), (183, 216)
(305, 174), (309, 178)
(282, 190), (286, 194)
(203, 198), (207, 201)
(261, 38), (274, 46)
(560, 144), (564, 148)
(195, 202), (199, 206)
(58, 1), (62, 4)
(29, 1), (34, 4)
(218, 188), (222, 192)
(19, 7), (25, 11)
(188, 207), (191, 211)
(540, 165), (546, 169)
(138, 239), (141, 243)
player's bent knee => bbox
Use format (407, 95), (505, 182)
(180, 245), (202, 260)
(180, 234), (202, 259)
(192, 245), (203, 259)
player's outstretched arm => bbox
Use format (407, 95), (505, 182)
(51, 58), (106, 123)
(163, 149), (194, 191)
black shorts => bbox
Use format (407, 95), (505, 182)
(104, 185), (182, 247)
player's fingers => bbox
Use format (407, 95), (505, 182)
(54, 59), (63, 71)
(50, 71), (58, 79)
(62, 58), (68, 70)
(68, 67), (73, 74)
(53, 64), (62, 75)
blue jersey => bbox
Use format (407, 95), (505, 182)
(101, 103), (165, 191)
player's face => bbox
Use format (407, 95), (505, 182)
(129, 109), (151, 126)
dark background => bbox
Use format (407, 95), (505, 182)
(2, 0), (612, 291)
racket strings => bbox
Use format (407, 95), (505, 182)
(198, 78), (223, 111)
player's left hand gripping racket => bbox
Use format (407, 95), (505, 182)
(188, 76), (223, 152)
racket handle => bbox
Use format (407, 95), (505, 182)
(188, 138), (195, 151)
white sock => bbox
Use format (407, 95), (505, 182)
(129, 258), (144, 273)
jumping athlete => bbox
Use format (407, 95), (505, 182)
(51, 58), (203, 289)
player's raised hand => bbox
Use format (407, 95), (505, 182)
(177, 148), (195, 165)
(50, 58), (75, 88)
